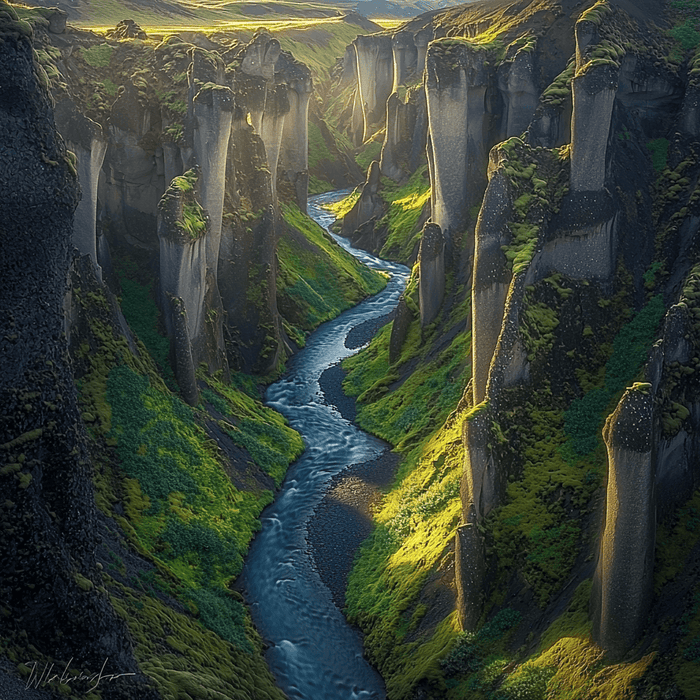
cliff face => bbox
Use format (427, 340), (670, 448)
(31, 21), (322, 379)
(0, 8), (156, 694)
(341, 0), (700, 697)
(450, 0), (700, 669)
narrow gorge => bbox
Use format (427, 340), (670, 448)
(2, 0), (700, 699)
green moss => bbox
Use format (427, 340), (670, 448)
(541, 59), (575, 107)
(356, 139), (383, 171)
(109, 581), (285, 700)
(278, 202), (386, 330)
(308, 174), (334, 195)
(80, 44), (114, 68)
(308, 120), (334, 169)
(486, 396), (599, 607)
(497, 139), (570, 276)
(655, 489), (700, 592)
(376, 166), (431, 262)
(116, 265), (175, 387)
(564, 294), (666, 455)
(647, 138), (670, 172)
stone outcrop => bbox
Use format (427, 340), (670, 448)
(102, 81), (165, 250)
(237, 31), (288, 204)
(471, 168), (514, 404)
(592, 385), (656, 660)
(277, 52), (313, 213)
(498, 42), (539, 139)
(418, 222), (445, 327)
(106, 19), (147, 40)
(54, 99), (108, 280)
(426, 39), (491, 240)
(391, 30), (417, 91)
(570, 63), (618, 192)
(157, 168), (212, 399)
(389, 295), (412, 365)
(218, 108), (285, 374)
(380, 86), (427, 182)
(353, 34), (394, 142)
(341, 160), (384, 240)
(188, 50), (234, 277)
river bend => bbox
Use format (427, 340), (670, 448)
(240, 191), (410, 700)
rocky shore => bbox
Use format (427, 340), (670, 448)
(307, 314), (399, 609)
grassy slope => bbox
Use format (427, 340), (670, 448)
(327, 165), (431, 263)
(277, 202), (387, 341)
(340, 9), (700, 697)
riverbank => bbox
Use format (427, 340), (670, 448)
(307, 313), (400, 608)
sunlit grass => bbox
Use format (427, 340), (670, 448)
(372, 18), (405, 29)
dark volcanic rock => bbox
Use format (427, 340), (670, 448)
(0, 13), (155, 697)
(106, 19), (147, 40)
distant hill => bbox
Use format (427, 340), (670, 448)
(18, 0), (468, 25)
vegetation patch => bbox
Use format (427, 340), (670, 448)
(564, 294), (666, 455)
(277, 202), (386, 333)
(116, 261), (175, 387)
(497, 138), (570, 276)
(376, 165), (431, 262)
(109, 580), (285, 700)
(356, 138), (383, 171)
(80, 43), (114, 68)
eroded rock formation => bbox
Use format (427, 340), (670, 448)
(341, 160), (384, 240)
(353, 34), (394, 142)
(0, 10), (154, 693)
(418, 222), (445, 327)
(592, 384), (656, 660)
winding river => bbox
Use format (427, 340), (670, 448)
(240, 191), (410, 700)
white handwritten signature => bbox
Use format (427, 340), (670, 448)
(24, 657), (135, 691)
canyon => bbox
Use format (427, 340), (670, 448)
(2, 0), (700, 698)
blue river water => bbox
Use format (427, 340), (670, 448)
(239, 191), (410, 699)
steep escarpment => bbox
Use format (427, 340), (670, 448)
(340, 0), (700, 698)
(0, 8), (155, 696)
(0, 4), (387, 698)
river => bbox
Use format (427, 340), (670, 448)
(239, 190), (410, 700)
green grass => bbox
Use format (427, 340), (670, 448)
(277, 202), (386, 333)
(116, 269), (175, 387)
(344, 325), (471, 451)
(376, 166), (431, 262)
(356, 139), (383, 171)
(308, 120), (334, 169)
(108, 580), (285, 700)
(564, 294), (666, 455)
(80, 43), (114, 68)
(277, 19), (377, 85)
(70, 276), (304, 697)
(106, 365), (267, 587)
(342, 281), (472, 698)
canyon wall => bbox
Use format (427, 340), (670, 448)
(42, 26), (314, 380)
(0, 10), (156, 694)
